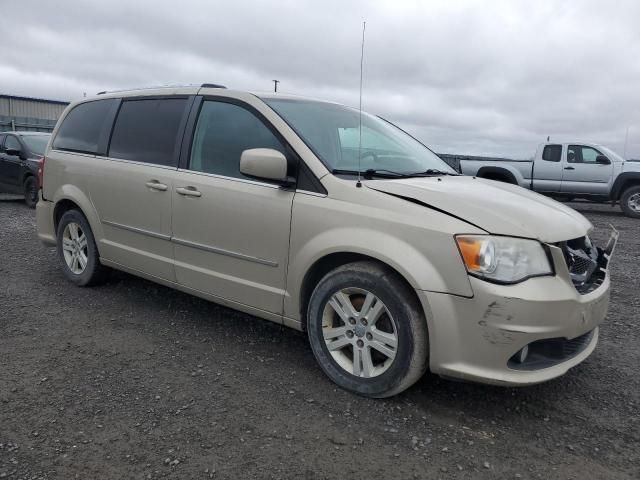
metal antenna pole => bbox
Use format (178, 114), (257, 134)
(356, 21), (366, 188)
(272, 80), (280, 93)
(624, 125), (630, 160)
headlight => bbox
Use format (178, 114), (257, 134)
(455, 235), (553, 283)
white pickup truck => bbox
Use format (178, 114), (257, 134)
(459, 142), (640, 218)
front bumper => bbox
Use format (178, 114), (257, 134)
(419, 237), (614, 386)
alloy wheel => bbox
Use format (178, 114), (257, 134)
(61, 222), (88, 274)
(321, 288), (398, 378)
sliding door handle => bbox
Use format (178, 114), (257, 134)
(176, 186), (202, 197)
(145, 180), (168, 191)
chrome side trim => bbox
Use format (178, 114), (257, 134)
(176, 168), (281, 189)
(102, 220), (171, 241)
(172, 237), (278, 267)
(296, 189), (327, 198)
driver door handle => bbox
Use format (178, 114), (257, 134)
(145, 180), (168, 191)
(564, 166), (575, 170)
(176, 186), (202, 197)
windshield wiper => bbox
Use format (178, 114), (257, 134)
(332, 168), (459, 179)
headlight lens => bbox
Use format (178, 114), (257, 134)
(455, 235), (553, 283)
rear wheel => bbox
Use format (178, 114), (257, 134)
(56, 209), (109, 286)
(307, 261), (428, 398)
(620, 185), (640, 218)
(23, 176), (38, 208)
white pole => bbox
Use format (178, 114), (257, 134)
(624, 126), (630, 160)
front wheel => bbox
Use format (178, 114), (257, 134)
(620, 185), (640, 218)
(56, 209), (109, 286)
(23, 176), (38, 208)
(307, 261), (428, 398)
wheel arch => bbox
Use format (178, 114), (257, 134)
(297, 252), (425, 333)
(476, 166), (519, 185)
(611, 172), (640, 200)
(51, 185), (104, 253)
(22, 171), (35, 185)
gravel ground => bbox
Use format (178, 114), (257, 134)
(1, 197), (638, 480)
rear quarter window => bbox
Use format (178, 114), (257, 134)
(542, 145), (562, 162)
(52, 99), (118, 155)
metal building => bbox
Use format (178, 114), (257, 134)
(0, 94), (69, 133)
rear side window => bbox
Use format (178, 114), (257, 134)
(52, 99), (118, 155)
(189, 101), (286, 180)
(108, 98), (188, 166)
(542, 144), (562, 162)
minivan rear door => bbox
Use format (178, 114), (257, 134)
(171, 98), (295, 315)
(88, 96), (193, 282)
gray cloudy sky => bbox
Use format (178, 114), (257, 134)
(3, 0), (640, 158)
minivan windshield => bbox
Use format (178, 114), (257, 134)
(21, 134), (50, 156)
(262, 98), (456, 176)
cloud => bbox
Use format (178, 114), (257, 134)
(3, 0), (640, 158)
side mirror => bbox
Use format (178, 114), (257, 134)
(240, 148), (294, 185)
(595, 155), (611, 165)
(5, 148), (23, 158)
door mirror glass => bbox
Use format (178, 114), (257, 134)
(240, 148), (292, 184)
(5, 148), (22, 157)
(595, 155), (611, 165)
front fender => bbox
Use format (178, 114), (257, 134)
(284, 225), (474, 322)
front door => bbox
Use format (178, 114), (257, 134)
(561, 145), (614, 194)
(172, 99), (295, 315)
(0, 135), (24, 193)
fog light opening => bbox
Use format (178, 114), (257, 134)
(516, 345), (529, 364)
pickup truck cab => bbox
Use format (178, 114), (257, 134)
(459, 142), (640, 218)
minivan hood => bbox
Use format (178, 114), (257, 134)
(366, 176), (592, 243)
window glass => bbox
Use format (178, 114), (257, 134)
(542, 144), (562, 162)
(109, 98), (187, 166)
(0, 135), (5, 150)
(189, 101), (285, 180)
(581, 147), (600, 163)
(21, 135), (50, 156)
(567, 145), (602, 164)
(52, 99), (117, 154)
(4, 135), (21, 153)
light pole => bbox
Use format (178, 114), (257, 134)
(272, 80), (280, 93)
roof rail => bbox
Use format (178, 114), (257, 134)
(96, 83), (227, 95)
(201, 83), (227, 89)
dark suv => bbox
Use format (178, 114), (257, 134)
(0, 131), (50, 207)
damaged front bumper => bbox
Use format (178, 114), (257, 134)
(419, 228), (618, 386)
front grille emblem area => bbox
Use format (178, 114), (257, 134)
(558, 235), (607, 295)
(565, 244), (599, 285)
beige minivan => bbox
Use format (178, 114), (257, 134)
(36, 84), (617, 397)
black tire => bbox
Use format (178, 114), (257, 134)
(620, 185), (640, 218)
(307, 261), (428, 398)
(56, 209), (109, 286)
(23, 176), (38, 209)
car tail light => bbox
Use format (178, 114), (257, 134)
(37, 155), (45, 190)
